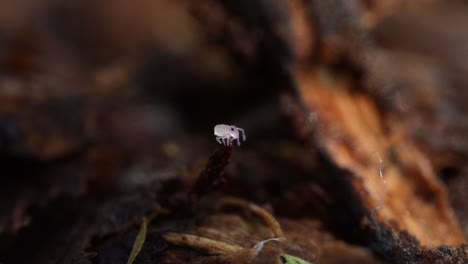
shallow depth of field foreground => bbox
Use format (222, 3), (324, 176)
(0, 1), (467, 263)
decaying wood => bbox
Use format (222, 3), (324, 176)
(162, 232), (244, 255)
(215, 197), (285, 239)
(292, 69), (465, 246)
(0, 0), (466, 263)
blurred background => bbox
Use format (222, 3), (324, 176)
(0, 0), (467, 263)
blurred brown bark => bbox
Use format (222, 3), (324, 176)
(0, 0), (467, 263)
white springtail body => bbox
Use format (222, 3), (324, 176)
(214, 124), (247, 146)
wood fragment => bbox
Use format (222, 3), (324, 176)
(215, 197), (285, 239)
(162, 232), (244, 255)
(190, 145), (233, 200)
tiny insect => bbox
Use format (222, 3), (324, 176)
(214, 124), (246, 146)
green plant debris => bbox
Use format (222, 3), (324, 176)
(280, 254), (314, 264)
(127, 208), (168, 264)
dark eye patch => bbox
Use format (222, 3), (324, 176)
(231, 128), (234, 131)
